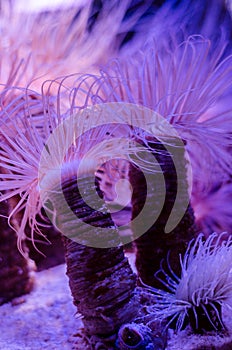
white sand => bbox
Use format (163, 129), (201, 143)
(0, 264), (80, 350)
(0, 259), (231, 350)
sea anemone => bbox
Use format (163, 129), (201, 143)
(69, 32), (232, 288)
(0, 89), (145, 347)
(145, 232), (232, 333)
(80, 34), (232, 188)
(43, 26), (232, 291)
(117, 321), (167, 350)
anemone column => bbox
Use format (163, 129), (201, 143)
(0, 198), (34, 305)
(130, 136), (197, 289)
(49, 174), (140, 349)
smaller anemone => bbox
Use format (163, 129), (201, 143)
(144, 233), (232, 333)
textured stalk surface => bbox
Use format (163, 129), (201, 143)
(53, 175), (139, 348)
(130, 138), (197, 289)
(0, 200), (34, 305)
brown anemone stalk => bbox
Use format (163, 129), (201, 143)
(37, 105), (163, 348)
(50, 171), (139, 349)
(129, 136), (196, 289)
(44, 160), (167, 348)
(0, 194), (34, 304)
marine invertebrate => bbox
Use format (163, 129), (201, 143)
(0, 88), (55, 252)
(0, 0), (163, 255)
(73, 30), (232, 287)
(1, 82), (178, 346)
(0, 89), (146, 347)
(145, 233), (232, 333)
(38, 101), (175, 348)
(117, 321), (167, 350)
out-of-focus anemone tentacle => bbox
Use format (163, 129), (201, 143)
(99, 36), (232, 127)
(128, 0), (232, 57)
(0, 0), (159, 92)
(1, 0), (231, 92)
(144, 233), (232, 333)
(179, 0), (232, 54)
(193, 182), (232, 235)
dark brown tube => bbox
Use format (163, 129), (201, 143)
(0, 199), (34, 305)
(130, 136), (197, 290)
(54, 175), (140, 348)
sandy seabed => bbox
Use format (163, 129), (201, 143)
(0, 256), (232, 350)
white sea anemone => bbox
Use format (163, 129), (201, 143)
(144, 233), (232, 332)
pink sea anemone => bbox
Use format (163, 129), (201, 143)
(0, 0), (158, 252)
(71, 33), (232, 234)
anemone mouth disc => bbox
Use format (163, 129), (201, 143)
(117, 322), (158, 349)
(119, 325), (143, 347)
